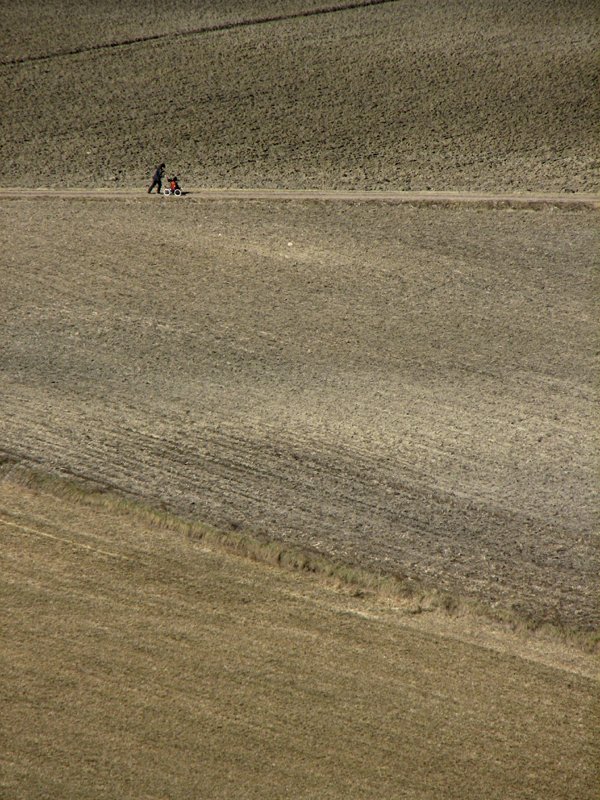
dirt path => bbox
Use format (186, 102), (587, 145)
(1, 187), (599, 208)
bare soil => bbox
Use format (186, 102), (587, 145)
(1, 0), (598, 191)
(1, 196), (597, 631)
(1, 474), (598, 800)
(2, 2), (598, 794)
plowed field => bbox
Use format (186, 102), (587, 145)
(2, 1), (599, 796)
(1, 0), (598, 191)
(1, 196), (597, 631)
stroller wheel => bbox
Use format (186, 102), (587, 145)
(162, 187), (171, 196)
(174, 188), (182, 196)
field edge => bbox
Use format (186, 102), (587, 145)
(2, 455), (597, 656)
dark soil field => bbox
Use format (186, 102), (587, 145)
(1, 0), (598, 191)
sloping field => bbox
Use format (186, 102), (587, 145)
(1, 471), (598, 800)
(1, 0), (598, 191)
(1, 196), (597, 632)
(1, 0), (598, 794)
(0, 0), (371, 61)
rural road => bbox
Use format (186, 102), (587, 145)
(1, 187), (599, 208)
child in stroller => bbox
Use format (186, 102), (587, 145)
(163, 176), (182, 196)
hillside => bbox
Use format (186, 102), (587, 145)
(2, 195), (597, 631)
(1, 3), (598, 793)
(1, 0), (598, 190)
(2, 472), (598, 800)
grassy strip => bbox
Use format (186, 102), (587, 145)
(2, 458), (597, 653)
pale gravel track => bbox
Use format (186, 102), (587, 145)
(0, 187), (599, 208)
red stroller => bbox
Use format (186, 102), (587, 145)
(163, 176), (182, 196)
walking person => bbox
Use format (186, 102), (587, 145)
(148, 162), (165, 194)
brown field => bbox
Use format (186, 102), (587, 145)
(1, 469), (598, 800)
(1, 196), (597, 633)
(1, 1), (599, 795)
(1, 0), (598, 191)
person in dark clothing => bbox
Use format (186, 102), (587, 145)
(148, 163), (165, 194)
